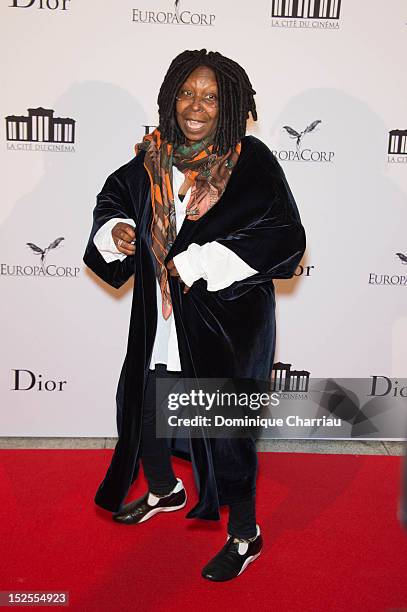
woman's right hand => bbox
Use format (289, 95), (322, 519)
(112, 222), (136, 256)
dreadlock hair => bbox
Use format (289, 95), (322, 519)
(157, 49), (257, 155)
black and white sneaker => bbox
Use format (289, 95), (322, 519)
(201, 525), (262, 581)
(112, 478), (186, 525)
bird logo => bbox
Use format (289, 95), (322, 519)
(396, 252), (407, 265)
(26, 237), (65, 265)
(283, 120), (322, 148)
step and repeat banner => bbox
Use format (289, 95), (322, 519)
(1, 0), (406, 439)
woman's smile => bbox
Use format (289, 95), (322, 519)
(184, 118), (207, 132)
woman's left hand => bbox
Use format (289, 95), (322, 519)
(166, 259), (190, 294)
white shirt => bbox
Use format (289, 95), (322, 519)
(93, 165), (258, 371)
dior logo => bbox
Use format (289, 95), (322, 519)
(368, 376), (407, 398)
(9, 0), (70, 9)
(142, 124), (157, 135)
(294, 264), (314, 276)
(11, 369), (67, 391)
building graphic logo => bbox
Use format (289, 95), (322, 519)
(1, 236), (80, 278)
(272, 120), (334, 163)
(271, 362), (310, 393)
(132, 0), (215, 26)
(388, 129), (407, 164)
(368, 251), (407, 287)
(6, 107), (75, 144)
(271, 0), (342, 29)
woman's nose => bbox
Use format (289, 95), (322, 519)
(190, 96), (204, 112)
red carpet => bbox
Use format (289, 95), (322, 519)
(1, 450), (407, 611)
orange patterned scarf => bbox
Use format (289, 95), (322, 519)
(135, 129), (241, 320)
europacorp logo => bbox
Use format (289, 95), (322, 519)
(132, 0), (215, 26)
(368, 251), (407, 288)
(1, 237), (80, 278)
(272, 120), (335, 163)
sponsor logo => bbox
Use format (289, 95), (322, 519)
(270, 0), (342, 29)
(11, 369), (67, 392)
(368, 252), (407, 287)
(387, 129), (407, 164)
(142, 124), (157, 135)
(26, 237), (65, 265)
(368, 376), (407, 398)
(271, 361), (310, 394)
(396, 252), (407, 265)
(132, 0), (215, 26)
(294, 264), (314, 277)
(1, 236), (80, 278)
(272, 120), (335, 163)
(9, 0), (70, 9)
(5, 107), (75, 153)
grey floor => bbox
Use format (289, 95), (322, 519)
(0, 437), (405, 456)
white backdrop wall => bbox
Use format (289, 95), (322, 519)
(1, 0), (406, 438)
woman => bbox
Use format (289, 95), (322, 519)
(84, 49), (306, 581)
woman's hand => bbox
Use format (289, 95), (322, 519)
(112, 222), (136, 256)
(166, 259), (191, 294)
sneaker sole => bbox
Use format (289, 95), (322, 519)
(137, 496), (187, 524)
(237, 550), (262, 576)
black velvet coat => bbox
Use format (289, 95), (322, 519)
(83, 135), (306, 519)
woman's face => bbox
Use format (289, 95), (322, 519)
(175, 65), (219, 143)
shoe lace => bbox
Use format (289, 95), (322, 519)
(231, 534), (258, 545)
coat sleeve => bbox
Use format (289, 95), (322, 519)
(83, 170), (136, 289)
(215, 166), (306, 280)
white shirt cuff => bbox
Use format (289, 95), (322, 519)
(93, 218), (135, 263)
(173, 243), (204, 287)
(173, 241), (258, 291)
